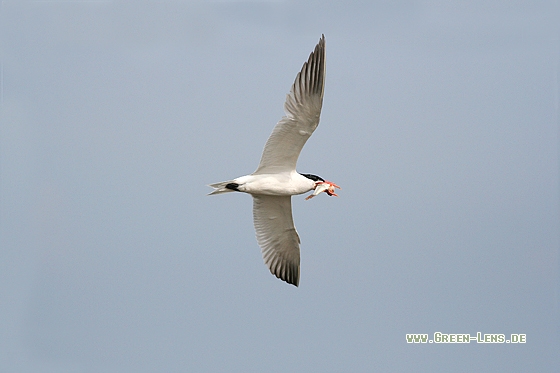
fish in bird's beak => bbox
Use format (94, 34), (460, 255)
(305, 181), (341, 200)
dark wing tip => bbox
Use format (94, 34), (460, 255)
(308, 34), (326, 96)
(267, 258), (300, 287)
(272, 264), (300, 287)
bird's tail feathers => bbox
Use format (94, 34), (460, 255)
(208, 180), (237, 195)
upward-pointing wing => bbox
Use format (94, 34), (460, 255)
(254, 35), (326, 175)
(252, 195), (300, 286)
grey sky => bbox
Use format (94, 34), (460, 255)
(1, 1), (559, 372)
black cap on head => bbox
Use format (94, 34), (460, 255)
(300, 173), (324, 182)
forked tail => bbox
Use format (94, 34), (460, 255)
(207, 180), (239, 195)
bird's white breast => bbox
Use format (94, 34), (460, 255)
(235, 172), (315, 196)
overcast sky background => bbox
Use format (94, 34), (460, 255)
(1, 1), (559, 372)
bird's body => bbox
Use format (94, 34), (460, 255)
(209, 172), (315, 196)
(209, 35), (339, 286)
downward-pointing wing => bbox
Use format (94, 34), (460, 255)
(252, 195), (300, 286)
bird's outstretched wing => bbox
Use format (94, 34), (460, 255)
(252, 195), (300, 286)
(254, 35), (326, 175)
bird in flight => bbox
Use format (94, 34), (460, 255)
(208, 35), (339, 286)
